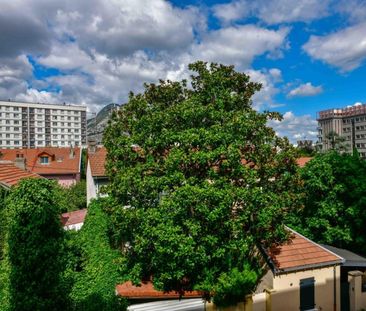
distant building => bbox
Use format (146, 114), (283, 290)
(0, 100), (87, 149)
(86, 144), (108, 204)
(0, 147), (81, 187)
(61, 208), (87, 230)
(317, 103), (366, 157)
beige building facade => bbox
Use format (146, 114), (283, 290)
(317, 103), (366, 157)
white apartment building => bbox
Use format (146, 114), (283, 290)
(0, 100), (87, 149)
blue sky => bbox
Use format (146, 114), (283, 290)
(1, 0), (366, 142)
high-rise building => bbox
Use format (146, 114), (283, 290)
(0, 100), (87, 149)
(317, 103), (366, 157)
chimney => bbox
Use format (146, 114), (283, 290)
(69, 145), (75, 159)
(88, 140), (97, 154)
(15, 154), (26, 171)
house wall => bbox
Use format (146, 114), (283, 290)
(64, 222), (83, 231)
(271, 265), (341, 311)
(348, 270), (366, 311)
(42, 174), (77, 187)
(86, 160), (97, 205)
(206, 266), (341, 311)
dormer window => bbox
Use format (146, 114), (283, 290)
(40, 156), (49, 164)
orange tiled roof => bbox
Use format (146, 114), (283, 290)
(116, 281), (202, 299)
(0, 162), (41, 188)
(88, 147), (107, 177)
(268, 229), (343, 273)
(296, 157), (312, 167)
(61, 208), (87, 226)
(0, 147), (81, 175)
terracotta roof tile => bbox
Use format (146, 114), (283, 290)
(88, 147), (107, 177)
(296, 157), (312, 167)
(268, 229), (343, 273)
(61, 209), (87, 226)
(116, 281), (202, 299)
(0, 147), (81, 175)
(0, 162), (41, 187)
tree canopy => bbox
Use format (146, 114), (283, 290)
(103, 61), (301, 305)
(288, 151), (366, 254)
(6, 178), (67, 311)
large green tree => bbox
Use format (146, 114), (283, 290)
(288, 151), (366, 254)
(104, 62), (301, 305)
(6, 179), (67, 311)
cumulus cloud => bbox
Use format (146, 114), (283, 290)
(0, 0), (293, 112)
(246, 68), (283, 109)
(190, 25), (289, 69)
(303, 22), (366, 71)
(269, 111), (318, 143)
(213, 0), (330, 25)
(287, 82), (323, 98)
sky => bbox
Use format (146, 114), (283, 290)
(1, 0), (366, 143)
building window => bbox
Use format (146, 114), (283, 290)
(13, 107), (19, 111)
(14, 141), (19, 145)
(14, 127), (19, 132)
(40, 156), (49, 164)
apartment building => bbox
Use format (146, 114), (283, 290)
(317, 103), (366, 157)
(0, 100), (87, 149)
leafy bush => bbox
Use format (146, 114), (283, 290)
(6, 178), (67, 311)
(59, 180), (87, 212)
(70, 199), (127, 311)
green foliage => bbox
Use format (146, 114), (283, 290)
(213, 265), (259, 307)
(59, 180), (87, 212)
(103, 61), (302, 305)
(80, 148), (87, 180)
(0, 187), (9, 260)
(6, 178), (67, 311)
(70, 199), (127, 311)
(288, 151), (366, 254)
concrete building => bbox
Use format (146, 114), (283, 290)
(317, 103), (366, 157)
(0, 100), (87, 149)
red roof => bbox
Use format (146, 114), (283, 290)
(116, 281), (202, 299)
(268, 229), (343, 273)
(0, 162), (41, 187)
(296, 157), (312, 167)
(61, 208), (87, 226)
(0, 147), (81, 175)
(88, 147), (107, 177)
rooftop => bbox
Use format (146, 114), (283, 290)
(61, 208), (87, 227)
(268, 228), (344, 274)
(317, 103), (366, 120)
(0, 147), (81, 175)
(296, 157), (312, 167)
(0, 161), (41, 188)
(321, 244), (366, 267)
(116, 281), (202, 299)
(88, 147), (107, 177)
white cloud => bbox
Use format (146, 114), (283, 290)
(0, 0), (292, 112)
(287, 82), (323, 98)
(269, 111), (318, 143)
(246, 68), (283, 109)
(303, 22), (366, 71)
(213, 0), (330, 25)
(191, 25), (289, 69)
